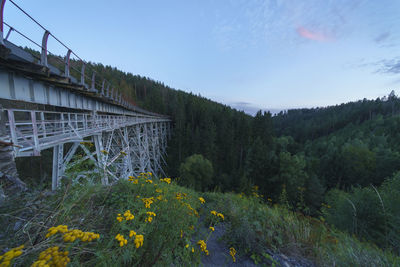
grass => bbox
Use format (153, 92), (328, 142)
(204, 190), (400, 266)
(1, 174), (399, 266)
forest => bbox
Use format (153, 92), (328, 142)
(71, 61), (400, 255)
(13, 55), (400, 257)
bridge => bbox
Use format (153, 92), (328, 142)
(0, 0), (171, 191)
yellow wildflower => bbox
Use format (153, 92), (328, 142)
(116, 213), (124, 222)
(210, 210), (217, 216)
(199, 197), (205, 204)
(134, 235), (144, 248)
(197, 240), (209, 255)
(123, 210), (134, 221)
(0, 245), (24, 267)
(129, 230), (137, 238)
(209, 226), (215, 232)
(160, 178), (171, 184)
(217, 213), (224, 220)
(230, 247), (236, 262)
(32, 246), (70, 267)
(115, 234), (128, 247)
(141, 197), (154, 208)
(45, 225), (68, 238)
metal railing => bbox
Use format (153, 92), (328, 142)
(5, 109), (170, 157)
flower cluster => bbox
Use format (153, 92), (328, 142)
(184, 203), (199, 217)
(142, 197), (154, 208)
(31, 247), (70, 267)
(197, 240), (209, 255)
(0, 245), (24, 267)
(129, 230), (137, 238)
(229, 247), (236, 262)
(115, 234), (128, 247)
(160, 178), (171, 184)
(199, 197), (205, 204)
(134, 235), (144, 248)
(175, 192), (187, 200)
(138, 172), (152, 179)
(124, 210), (134, 221)
(209, 226), (215, 232)
(45, 225), (69, 238)
(63, 229), (99, 243)
(79, 141), (93, 147)
(210, 210), (224, 220)
(46, 225), (99, 243)
(145, 212), (156, 223)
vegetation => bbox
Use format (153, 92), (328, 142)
(7, 49), (400, 265)
(1, 175), (399, 266)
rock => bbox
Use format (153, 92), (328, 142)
(13, 220), (23, 231)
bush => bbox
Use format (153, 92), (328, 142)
(179, 154), (213, 191)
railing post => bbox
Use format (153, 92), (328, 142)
(106, 84), (110, 97)
(31, 111), (40, 156)
(80, 62), (85, 85)
(7, 109), (17, 148)
(64, 49), (72, 78)
(101, 79), (105, 95)
(40, 30), (50, 67)
(4, 26), (12, 40)
(91, 72), (96, 92)
(0, 0), (6, 45)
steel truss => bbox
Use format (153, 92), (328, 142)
(4, 109), (171, 189)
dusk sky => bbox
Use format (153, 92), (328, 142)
(3, 0), (400, 114)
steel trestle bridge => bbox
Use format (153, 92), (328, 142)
(0, 0), (171, 190)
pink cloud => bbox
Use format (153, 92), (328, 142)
(296, 26), (334, 42)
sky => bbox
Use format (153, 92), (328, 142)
(3, 0), (400, 115)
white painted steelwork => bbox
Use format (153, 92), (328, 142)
(4, 109), (171, 189)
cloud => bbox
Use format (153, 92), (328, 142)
(211, 0), (360, 49)
(296, 26), (334, 42)
(374, 32), (390, 43)
(379, 59), (400, 74)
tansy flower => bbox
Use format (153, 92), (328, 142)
(217, 213), (224, 220)
(116, 214), (124, 222)
(210, 210), (217, 216)
(124, 210), (134, 221)
(129, 230), (136, 238)
(160, 178), (171, 184)
(209, 226), (215, 232)
(230, 247), (236, 262)
(115, 234), (128, 247)
(134, 235), (144, 248)
(197, 240), (209, 255)
(199, 197), (205, 204)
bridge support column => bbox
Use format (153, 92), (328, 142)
(51, 143), (64, 190)
(93, 134), (108, 185)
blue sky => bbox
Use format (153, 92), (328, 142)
(3, 0), (400, 114)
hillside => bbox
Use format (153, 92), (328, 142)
(1, 173), (399, 266)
